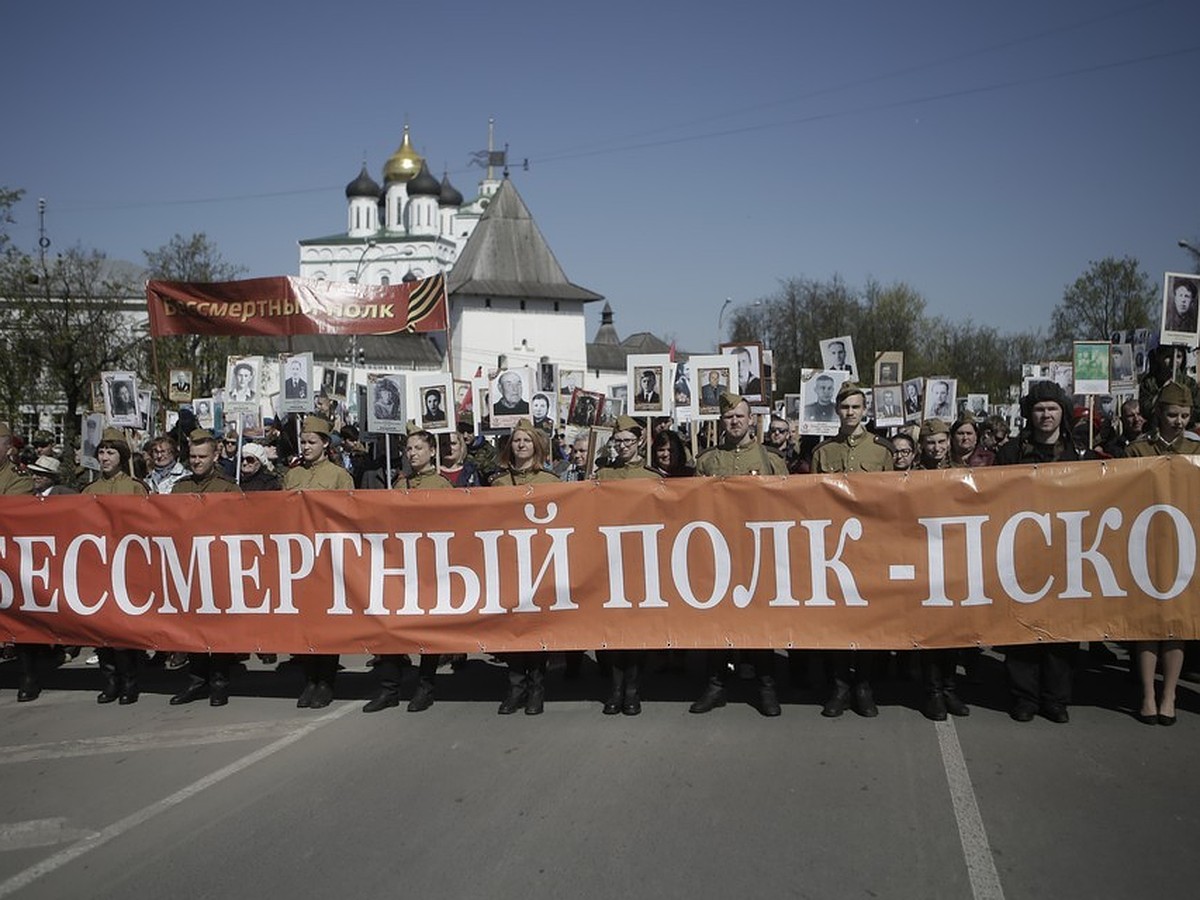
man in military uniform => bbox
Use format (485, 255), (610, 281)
(284, 416), (354, 708)
(916, 418), (952, 470)
(83, 428), (148, 704)
(811, 384), (892, 717)
(690, 392), (787, 717)
(0, 424), (32, 495)
(170, 430), (243, 707)
(1102, 399), (1145, 458)
(1139, 345), (1200, 424)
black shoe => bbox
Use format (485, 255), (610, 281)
(623, 689), (642, 716)
(853, 683), (878, 718)
(525, 686), (545, 715)
(119, 689), (139, 705)
(923, 692), (948, 722)
(602, 690), (623, 715)
(1010, 702), (1037, 722)
(407, 684), (434, 712)
(1135, 712), (1158, 726)
(1157, 713), (1177, 727)
(821, 686), (851, 718)
(309, 681), (334, 709)
(759, 683), (781, 717)
(362, 693), (400, 713)
(943, 691), (970, 717)
(498, 688), (526, 715)
(170, 683), (209, 705)
(688, 684), (726, 714)
(296, 682), (316, 708)
(17, 677), (40, 703)
(1040, 703), (1069, 724)
(209, 682), (229, 707)
(97, 681), (120, 705)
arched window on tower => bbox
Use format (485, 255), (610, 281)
(380, 275), (389, 286)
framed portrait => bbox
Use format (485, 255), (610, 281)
(279, 353), (315, 414)
(819, 336), (858, 381)
(102, 371), (141, 428)
(873, 384), (904, 428)
(762, 349), (774, 400)
(320, 367), (336, 398)
(168, 368), (193, 403)
(902, 377), (924, 423)
(1048, 361), (1074, 396)
(923, 377), (957, 423)
(798, 368), (849, 436)
(1109, 343), (1136, 392)
(567, 388), (605, 427)
(138, 390), (154, 432)
(689, 354), (736, 421)
(224, 356), (262, 409)
(559, 368), (584, 398)
(489, 367), (534, 428)
(411, 373), (454, 434)
(470, 377), (495, 436)
(585, 426), (614, 479)
(81, 413), (104, 471)
(90, 379), (105, 413)
(719, 342), (765, 402)
(626, 353), (671, 417)
(537, 361), (558, 394)
(671, 361), (692, 421)
(333, 369), (350, 402)
(604, 395), (626, 422)
(1161, 272), (1200, 348)
(874, 351), (903, 387)
(783, 392), (803, 422)
(966, 394), (990, 418)
(529, 388), (557, 434)
(367, 373), (406, 434)
(230, 408), (262, 437)
(1073, 341), (1111, 395)
(194, 398), (215, 430)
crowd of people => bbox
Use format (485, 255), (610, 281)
(2, 341), (1197, 727)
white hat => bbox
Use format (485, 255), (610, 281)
(27, 456), (62, 478)
(240, 442), (272, 469)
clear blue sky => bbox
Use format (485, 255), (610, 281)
(3, 0), (1197, 356)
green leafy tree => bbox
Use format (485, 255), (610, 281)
(1049, 256), (1156, 354)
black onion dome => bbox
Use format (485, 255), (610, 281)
(407, 162), (441, 197)
(345, 165), (381, 199)
(438, 172), (464, 207)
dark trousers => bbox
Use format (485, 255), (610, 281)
(1005, 644), (1073, 707)
(374, 654), (439, 695)
(300, 654), (339, 686)
(506, 652), (548, 689)
(705, 649), (776, 687)
(598, 649), (644, 694)
(97, 648), (139, 690)
(187, 653), (234, 688)
(824, 650), (878, 689)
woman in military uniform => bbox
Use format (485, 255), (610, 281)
(283, 416), (354, 709)
(83, 428), (148, 704)
(363, 429), (454, 714)
(493, 420), (560, 715)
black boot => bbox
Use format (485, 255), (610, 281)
(362, 691), (400, 713)
(821, 680), (851, 718)
(923, 691), (948, 721)
(758, 676), (781, 717)
(622, 662), (642, 716)
(853, 681), (878, 717)
(407, 679), (435, 712)
(364, 655), (403, 712)
(209, 678), (229, 707)
(17, 674), (40, 703)
(525, 666), (545, 715)
(689, 679), (726, 714)
(603, 666), (624, 715)
(499, 666), (527, 715)
(171, 680), (210, 705)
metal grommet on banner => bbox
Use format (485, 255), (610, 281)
(538, 640), (548, 650)
(848, 641), (859, 651)
(785, 641), (794, 649)
(599, 642), (607, 649)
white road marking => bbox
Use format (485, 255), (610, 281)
(0, 702), (355, 898)
(936, 719), (1005, 900)
(0, 819), (96, 852)
(0, 718), (320, 765)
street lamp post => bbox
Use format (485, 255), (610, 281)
(346, 239), (377, 425)
(717, 297), (732, 341)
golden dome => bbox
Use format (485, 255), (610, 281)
(383, 125), (424, 183)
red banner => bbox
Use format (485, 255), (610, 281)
(145, 273), (447, 337)
(1, 457), (1198, 654)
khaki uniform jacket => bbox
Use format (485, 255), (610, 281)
(172, 471), (243, 494)
(0, 460), (33, 495)
(283, 458), (354, 491)
(403, 469), (453, 490)
(695, 442), (788, 477)
(812, 427), (894, 474)
(495, 467), (560, 487)
(596, 457), (658, 481)
(82, 472), (148, 496)
(1125, 431), (1200, 458)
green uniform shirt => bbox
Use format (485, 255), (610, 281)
(283, 458), (354, 491)
(172, 471), (243, 494)
(596, 457), (658, 481)
(0, 460), (33, 495)
(495, 468), (560, 487)
(82, 471), (149, 496)
(695, 442), (788, 477)
(1125, 431), (1200, 458)
(403, 469), (454, 490)
(812, 427), (894, 474)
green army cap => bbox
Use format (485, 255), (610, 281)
(718, 391), (747, 414)
(614, 415), (642, 434)
(836, 382), (865, 404)
(1158, 381), (1192, 410)
(100, 427), (128, 447)
(918, 419), (950, 440)
(188, 428), (216, 445)
(302, 415), (334, 436)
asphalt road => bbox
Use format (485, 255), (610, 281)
(1, 649), (1197, 899)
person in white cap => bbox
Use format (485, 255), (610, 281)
(27, 455), (76, 497)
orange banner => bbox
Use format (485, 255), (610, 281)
(1, 457), (1197, 653)
(145, 273), (447, 337)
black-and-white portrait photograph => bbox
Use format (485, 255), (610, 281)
(783, 393), (803, 421)
(568, 389), (604, 427)
(874, 351), (903, 387)
(225, 356), (262, 404)
(490, 368), (533, 427)
(819, 336), (859, 380)
(537, 361), (558, 394)
(367, 374), (405, 434)
(873, 384), (904, 427)
(627, 354), (671, 416)
(1048, 361), (1073, 396)
(168, 368), (193, 403)
(530, 391), (556, 433)
(195, 398), (215, 429)
(719, 342), (764, 401)
(320, 367), (336, 398)
(102, 371), (141, 427)
(799, 369), (849, 436)
(280, 353), (314, 414)
(138, 390), (153, 432)
(967, 394), (989, 417)
(672, 362), (691, 409)
(412, 374), (454, 434)
(923, 377), (958, 422)
(1162, 272), (1200, 346)
(689, 355), (736, 420)
(90, 379), (105, 413)
(333, 369), (350, 402)
(559, 369), (583, 398)
(1110, 343), (1135, 390)
(81, 413), (103, 471)
(902, 377), (924, 423)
